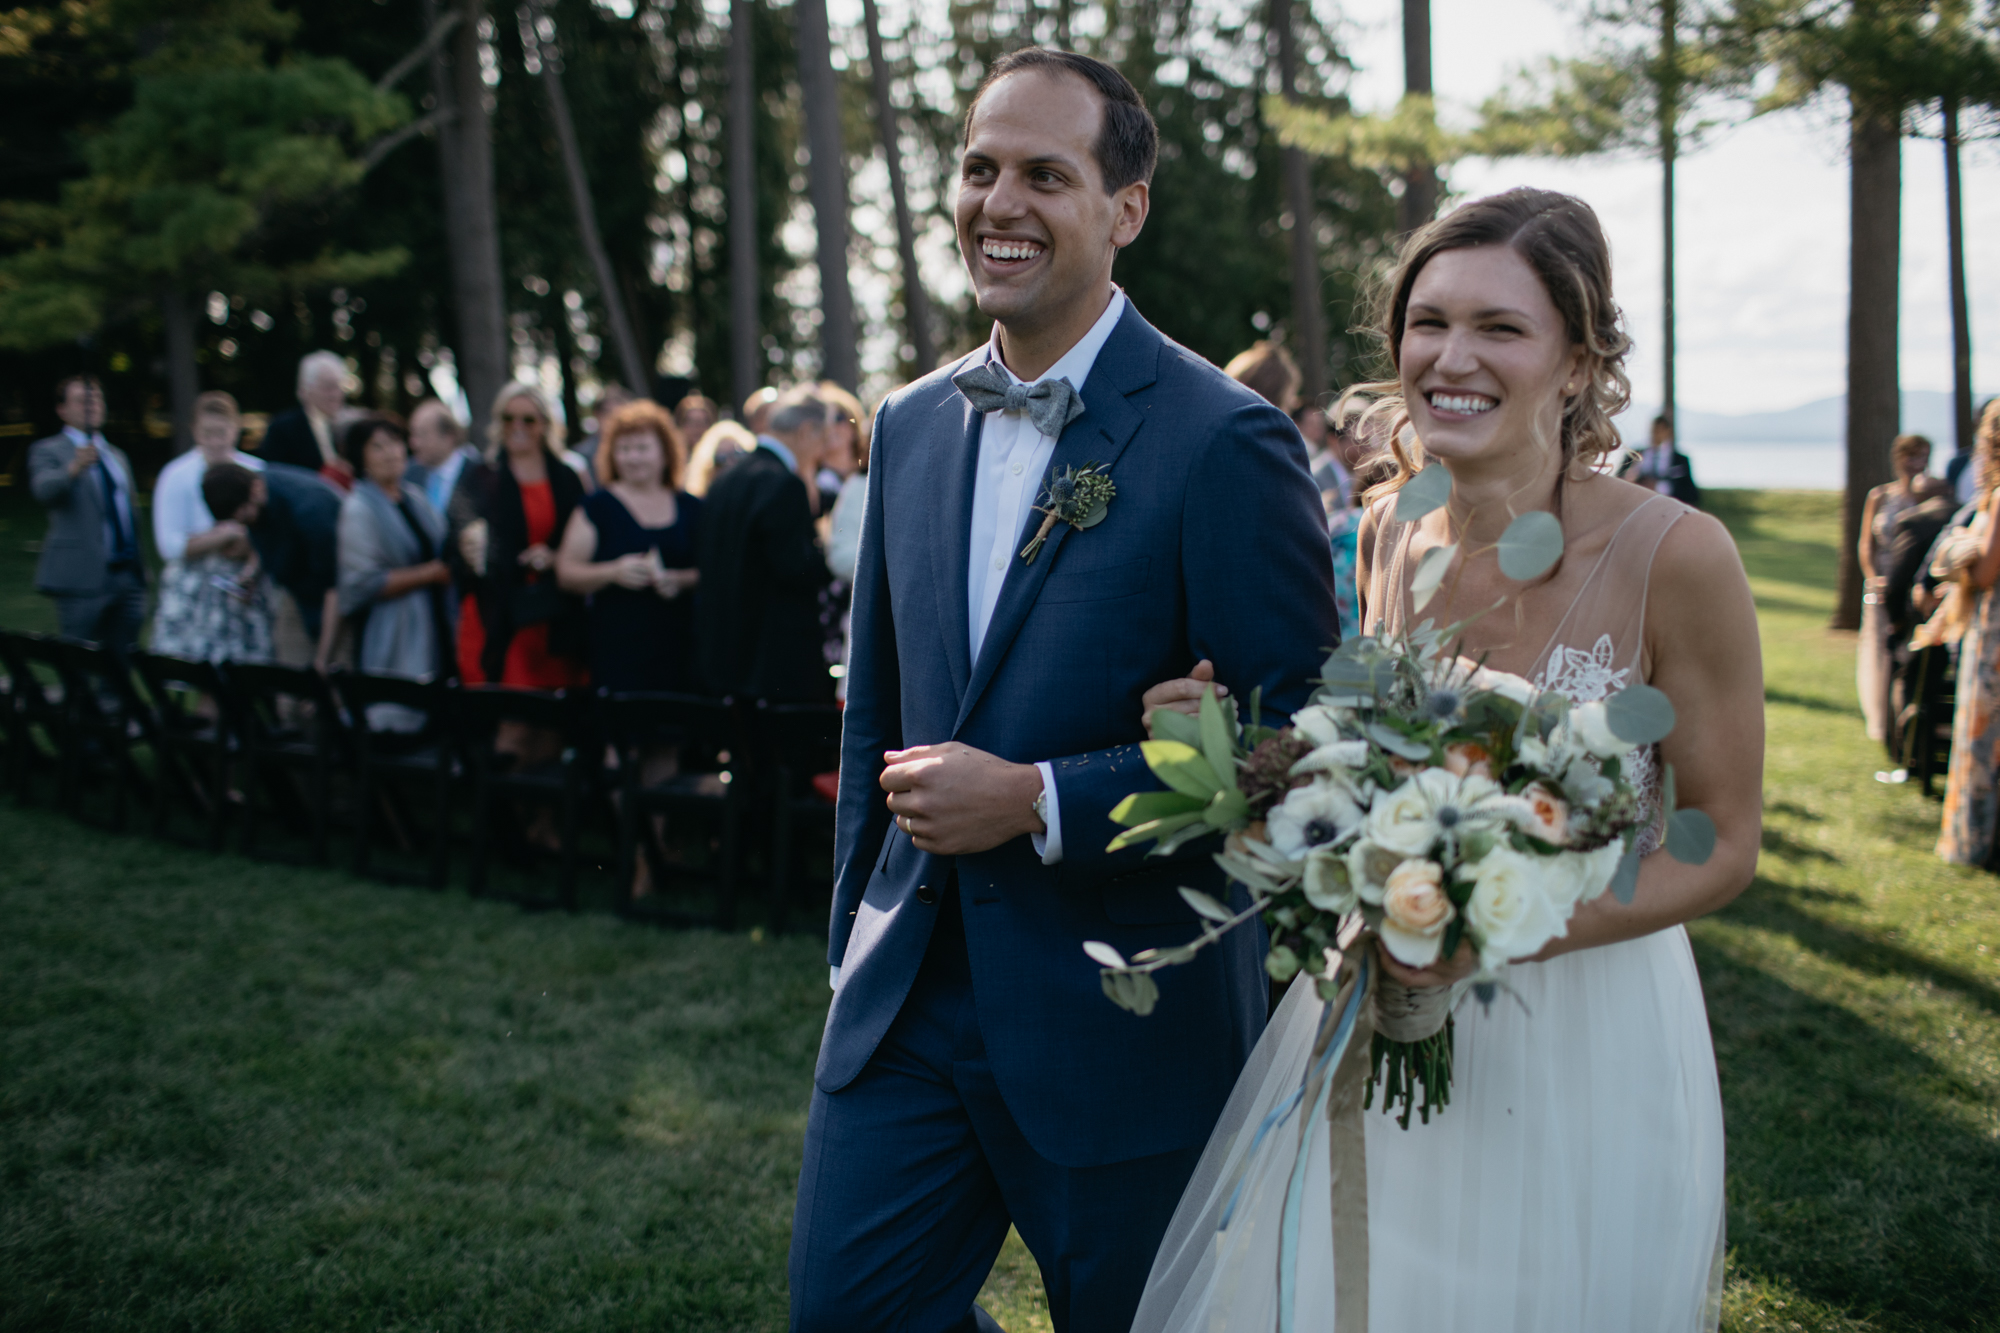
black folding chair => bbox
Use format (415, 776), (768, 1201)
(593, 690), (748, 926)
(459, 686), (589, 909)
(0, 629), (60, 803)
(229, 661), (345, 864)
(130, 651), (236, 851)
(756, 699), (843, 934)
(331, 671), (458, 889)
(36, 636), (151, 830)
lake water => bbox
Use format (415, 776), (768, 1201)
(1677, 440), (1845, 491)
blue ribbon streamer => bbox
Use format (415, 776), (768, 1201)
(1277, 954), (1370, 1333)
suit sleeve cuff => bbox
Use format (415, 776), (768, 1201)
(829, 965), (841, 990)
(1030, 760), (1063, 865)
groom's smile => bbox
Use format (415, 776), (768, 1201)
(955, 65), (1148, 380)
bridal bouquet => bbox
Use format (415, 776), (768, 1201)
(1086, 472), (1716, 1126)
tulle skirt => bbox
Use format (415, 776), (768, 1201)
(1133, 927), (1726, 1333)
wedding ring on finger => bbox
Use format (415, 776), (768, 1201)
(898, 814), (912, 834)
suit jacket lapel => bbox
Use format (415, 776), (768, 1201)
(951, 305), (1162, 736)
(929, 360), (984, 704)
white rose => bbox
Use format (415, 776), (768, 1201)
(1574, 840), (1628, 904)
(1569, 700), (1636, 758)
(1302, 847), (1359, 913)
(1464, 661), (1538, 706)
(1463, 846), (1570, 969)
(1291, 739), (1371, 777)
(1291, 705), (1346, 747)
(1266, 778), (1363, 859)
(1378, 859), (1455, 967)
(1365, 773), (1441, 856)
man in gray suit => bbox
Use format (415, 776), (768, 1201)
(29, 375), (148, 651)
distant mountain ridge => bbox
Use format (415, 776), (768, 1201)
(1618, 390), (1994, 446)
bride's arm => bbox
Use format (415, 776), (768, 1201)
(1531, 510), (1764, 960)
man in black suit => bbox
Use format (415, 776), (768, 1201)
(696, 387), (834, 702)
(258, 350), (353, 481)
(1629, 414), (1702, 508)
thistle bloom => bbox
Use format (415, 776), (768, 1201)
(1365, 768), (1512, 858)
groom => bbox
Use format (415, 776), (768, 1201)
(789, 48), (1340, 1331)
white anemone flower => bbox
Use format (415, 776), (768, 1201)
(1267, 777), (1363, 859)
(1364, 767), (1515, 858)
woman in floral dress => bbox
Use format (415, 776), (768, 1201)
(1939, 416), (2000, 864)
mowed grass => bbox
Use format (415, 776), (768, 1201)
(2, 489), (1997, 1331)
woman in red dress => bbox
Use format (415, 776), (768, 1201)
(446, 382), (591, 845)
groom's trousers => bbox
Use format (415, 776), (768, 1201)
(789, 884), (1201, 1332)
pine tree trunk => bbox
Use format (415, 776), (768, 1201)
(1835, 100), (1901, 632)
(426, 0), (508, 442)
(863, 0), (936, 376)
(1272, 0), (1327, 404)
(1399, 0), (1437, 234)
(159, 285), (198, 454)
(796, 0), (859, 390)
(526, 1), (651, 396)
(727, 0), (761, 417)
(1659, 0), (1677, 432)
(1944, 95), (1974, 459)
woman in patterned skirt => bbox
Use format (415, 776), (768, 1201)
(1939, 418), (2000, 864)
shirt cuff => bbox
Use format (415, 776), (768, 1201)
(1030, 760), (1063, 864)
(829, 965), (841, 990)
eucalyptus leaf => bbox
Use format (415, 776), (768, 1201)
(1148, 707), (1201, 748)
(1609, 841), (1643, 905)
(1395, 463), (1452, 521)
(1106, 810), (1205, 853)
(1363, 722), (1433, 762)
(1605, 684), (1677, 746)
(1083, 940), (1128, 969)
(1125, 972), (1161, 1016)
(1497, 510), (1564, 581)
(1179, 886), (1234, 922)
(1110, 790), (1206, 827)
(1075, 502), (1110, 530)
(1140, 739), (1223, 800)
(1198, 689), (1240, 794)
(1411, 542), (1458, 613)
(1666, 809), (1718, 865)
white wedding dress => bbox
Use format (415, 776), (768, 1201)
(1132, 495), (1726, 1333)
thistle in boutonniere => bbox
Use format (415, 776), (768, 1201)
(1020, 461), (1116, 563)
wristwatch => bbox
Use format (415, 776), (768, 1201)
(1032, 786), (1049, 830)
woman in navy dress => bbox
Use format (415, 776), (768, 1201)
(556, 398), (701, 692)
(557, 398), (701, 899)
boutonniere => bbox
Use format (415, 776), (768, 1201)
(1020, 461), (1116, 563)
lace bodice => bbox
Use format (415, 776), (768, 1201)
(1366, 494), (1690, 856)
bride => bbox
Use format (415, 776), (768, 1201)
(1129, 188), (1764, 1332)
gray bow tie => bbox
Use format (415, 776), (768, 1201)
(953, 362), (1086, 438)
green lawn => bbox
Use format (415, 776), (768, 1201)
(2, 490), (1997, 1332)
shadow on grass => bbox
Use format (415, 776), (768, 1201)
(1764, 688), (1850, 715)
(1730, 876), (2000, 1023)
(1759, 827), (1838, 865)
(1698, 908), (2000, 1328)
(1767, 801), (1825, 823)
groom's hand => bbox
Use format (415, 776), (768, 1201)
(880, 743), (1046, 856)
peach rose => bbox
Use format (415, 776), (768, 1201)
(1378, 859), (1455, 967)
(1517, 782), (1570, 845)
(1442, 741), (1494, 781)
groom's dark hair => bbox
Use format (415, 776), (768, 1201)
(964, 48), (1158, 194)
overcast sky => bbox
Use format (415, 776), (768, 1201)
(1338, 0), (2000, 416)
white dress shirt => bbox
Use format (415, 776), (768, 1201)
(152, 448), (264, 562)
(831, 289), (1129, 991)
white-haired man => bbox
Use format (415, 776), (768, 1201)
(260, 350), (353, 479)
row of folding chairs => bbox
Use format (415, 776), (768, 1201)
(0, 629), (845, 934)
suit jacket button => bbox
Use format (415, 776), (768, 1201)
(916, 884), (937, 905)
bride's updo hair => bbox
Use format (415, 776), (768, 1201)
(1339, 188), (1633, 503)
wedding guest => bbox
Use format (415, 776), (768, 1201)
(1939, 418), (2000, 865)
(824, 396), (875, 585)
(1858, 433), (1938, 741)
(28, 374), (148, 652)
(405, 398), (479, 517)
(153, 391), (265, 565)
(334, 416), (451, 712)
(696, 386), (834, 702)
(684, 420), (756, 498)
(674, 392), (719, 445)
(815, 382), (868, 518)
(447, 381), (590, 691)
(1295, 400), (1350, 510)
(1223, 339), (1303, 413)
(571, 383), (634, 474)
(151, 462), (275, 664)
(1630, 414), (1701, 507)
(742, 386), (781, 435)
(556, 398), (702, 693)
(1950, 399), (2000, 505)
(243, 463), (344, 667)
(260, 351), (355, 485)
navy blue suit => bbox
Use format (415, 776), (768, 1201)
(790, 303), (1340, 1330)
